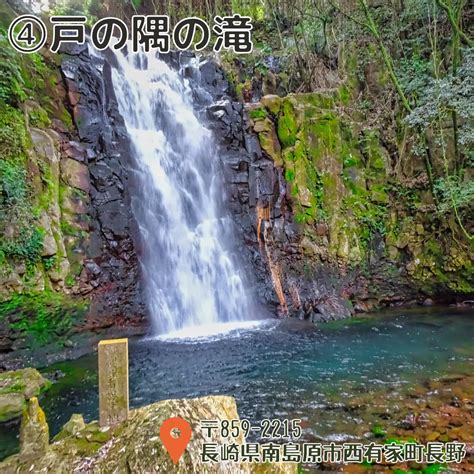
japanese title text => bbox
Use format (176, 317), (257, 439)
(7, 14), (253, 54)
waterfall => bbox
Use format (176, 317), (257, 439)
(109, 49), (252, 335)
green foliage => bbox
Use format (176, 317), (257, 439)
(0, 31), (27, 104)
(0, 104), (28, 159)
(0, 102), (43, 266)
(29, 107), (51, 128)
(0, 158), (28, 208)
(344, 189), (387, 249)
(0, 156), (43, 263)
(406, 48), (474, 155)
(0, 227), (44, 264)
(232, 0), (265, 21)
(0, 139), (44, 266)
(285, 168), (295, 182)
(0, 291), (88, 345)
(371, 423), (386, 437)
(386, 183), (421, 212)
(249, 107), (267, 120)
(434, 175), (474, 217)
(422, 465), (448, 474)
(398, 54), (432, 103)
(42, 255), (56, 271)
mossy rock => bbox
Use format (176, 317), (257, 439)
(253, 116), (282, 165)
(277, 97), (299, 148)
(0, 368), (51, 422)
(261, 94), (281, 115)
(0, 396), (297, 473)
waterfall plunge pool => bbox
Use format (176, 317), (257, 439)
(0, 307), (473, 460)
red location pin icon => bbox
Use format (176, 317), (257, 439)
(160, 416), (192, 464)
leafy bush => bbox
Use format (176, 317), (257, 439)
(0, 227), (44, 264)
(0, 31), (26, 104)
(434, 175), (474, 217)
(0, 104), (28, 160)
(406, 48), (474, 155)
(0, 123), (43, 266)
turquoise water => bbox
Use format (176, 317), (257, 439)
(1, 307), (473, 460)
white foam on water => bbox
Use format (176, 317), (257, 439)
(152, 319), (278, 343)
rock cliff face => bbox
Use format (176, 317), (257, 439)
(199, 61), (473, 318)
(60, 44), (144, 328)
(202, 69), (355, 320)
(0, 40), (145, 357)
(1, 4), (472, 348)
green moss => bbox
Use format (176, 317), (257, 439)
(338, 84), (351, 105)
(0, 368), (51, 396)
(298, 93), (335, 109)
(0, 96), (48, 269)
(307, 112), (339, 156)
(29, 107), (51, 128)
(68, 437), (103, 455)
(371, 424), (386, 437)
(60, 221), (85, 238)
(0, 291), (88, 345)
(285, 168), (295, 182)
(235, 79), (251, 101)
(249, 107), (267, 120)
(277, 98), (298, 147)
(361, 130), (387, 173)
(261, 95), (281, 115)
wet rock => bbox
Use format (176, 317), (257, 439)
(315, 296), (354, 321)
(199, 60), (229, 98)
(60, 46), (144, 326)
(63, 141), (87, 162)
(0, 368), (51, 422)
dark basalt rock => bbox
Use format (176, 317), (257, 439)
(61, 46), (145, 328)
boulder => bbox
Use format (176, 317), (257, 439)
(314, 296), (354, 322)
(0, 393), (24, 423)
(53, 413), (86, 440)
(0, 368), (51, 422)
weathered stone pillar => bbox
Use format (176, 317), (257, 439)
(98, 338), (129, 427)
(19, 397), (49, 461)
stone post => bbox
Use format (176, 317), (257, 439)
(98, 338), (129, 427)
(19, 397), (49, 461)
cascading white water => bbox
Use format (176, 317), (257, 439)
(110, 49), (252, 335)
